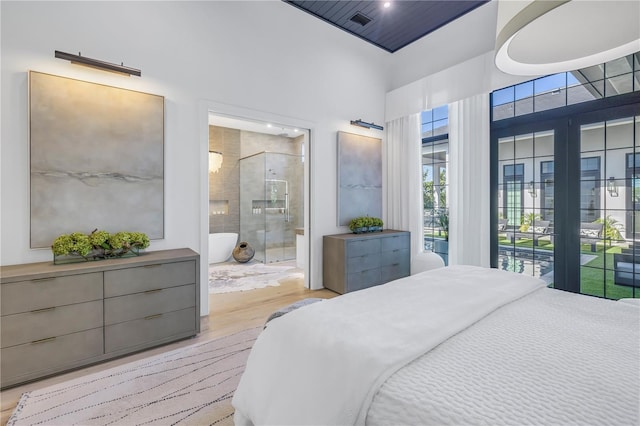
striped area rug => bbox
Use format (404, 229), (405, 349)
(7, 327), (262, 426)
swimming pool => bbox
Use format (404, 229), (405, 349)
(498, 246), (554, 285)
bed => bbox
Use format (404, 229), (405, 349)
(232, 265), (640, 426)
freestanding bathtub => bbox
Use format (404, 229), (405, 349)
(208, 233), (238, 264)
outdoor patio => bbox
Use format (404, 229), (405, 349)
(498, 235), (638, 299)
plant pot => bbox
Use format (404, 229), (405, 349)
(53, 247), (140, 265)
(232, 241), (255, 263)
(351, 226), (369, 234)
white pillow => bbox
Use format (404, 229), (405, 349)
(580, 228), (600, 238)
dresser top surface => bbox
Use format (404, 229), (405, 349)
(0, 248), (199, 283)
(324, 230), (409, 241)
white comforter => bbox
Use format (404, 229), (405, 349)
(366, 286), (640, 426)
(232, 265), (545, 425)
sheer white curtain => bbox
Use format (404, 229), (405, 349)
(383, 113), (423, 257)
(448, 93), (491, 267)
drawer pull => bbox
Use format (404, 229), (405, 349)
(32, 277), (54, 282)
(393, 249), (400, 252)
(31, 336), (56, 344)
(31, 306), (56, 313)
(145, 313), (163, 320)
(144, 288), (163, 294)
(144, 264), (162, 268)
(392, 263), (400, 267)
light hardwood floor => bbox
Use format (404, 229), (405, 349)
(0, 276), (338, 425)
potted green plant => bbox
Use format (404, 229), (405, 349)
(594, 215), (624, 242)
(519, 212), (541, 232)
(349, 216), (384, 233)
(52, 229), (150, 264)
(369, 217), (384, 232)
(348, 217), (369, 234)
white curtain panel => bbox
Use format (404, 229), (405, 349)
(448, 93), (491, 267)
(383, 113), (423, 257)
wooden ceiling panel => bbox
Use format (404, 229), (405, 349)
(284, 0), (489, 53)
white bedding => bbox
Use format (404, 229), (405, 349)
(232, 265), (545, 425)
(367, 287), (640, 425)
(232, 265), (640, 425)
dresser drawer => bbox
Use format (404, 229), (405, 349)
(347, 268), (380, 292)
(346, 253), (381, 273)
(1, 273), (103, 316)
(346, 239), (380, 258)
(104, 260), (196, 297)
(379, 248), (410, 267)
(1, 328), (103, 385)
(105, 307), (196, 353)
(1, 300), (103, 348)
(380, 262), (410, 283)
(105, 284), (196, 325)
(381, 233), (409, 252)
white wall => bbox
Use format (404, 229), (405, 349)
(385, 1), (499, 92)
(1, 1), (389, 315)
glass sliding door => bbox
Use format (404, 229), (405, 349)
(579, 116), (638, 298)
(492, 51), (640, 300)
(497, 131), (555, 284)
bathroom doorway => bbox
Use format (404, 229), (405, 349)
(206, 113), (309, 295)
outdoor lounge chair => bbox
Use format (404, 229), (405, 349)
(580, 222), (603, 252)
(614, 252), (640, 287)
(510, 220), (551, 246)
(621, 244), (640, 255)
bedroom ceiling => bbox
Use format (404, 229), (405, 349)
(283, 0), (490, 53)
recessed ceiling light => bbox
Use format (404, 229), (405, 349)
(267, 123), (272, 128)
(383, 2), (391, 8)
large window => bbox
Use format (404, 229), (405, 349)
(493, 53), (639, 121)
(422, 106), (449, 264)
(491, 52), (640, 300)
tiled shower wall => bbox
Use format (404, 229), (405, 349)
(209, 126), (304, 245)
(208, 126), (240, 234)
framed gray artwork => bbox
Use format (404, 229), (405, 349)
(29, 71), (165, 248)
(337, 131), (382, 226)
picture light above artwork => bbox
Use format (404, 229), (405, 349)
(54, 50), (141, 77)
(350, 119), (384, 131)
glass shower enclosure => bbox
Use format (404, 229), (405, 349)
(239, 152), (303, 263)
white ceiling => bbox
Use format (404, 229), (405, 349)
(208, 113), (304, 138)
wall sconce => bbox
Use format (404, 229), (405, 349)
(55, 50), (141, 77)
(350, 119), (384, 131)
(527, 181), (537, 197)
(209, 151), (223, 174)
(607, 177), (619, 197)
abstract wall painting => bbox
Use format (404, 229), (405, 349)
(29, 71), (165, 248)
(337, 131), (382, 226)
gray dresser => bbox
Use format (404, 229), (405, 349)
(0, 248), (200, 388)
(323, 230), (410, 294)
